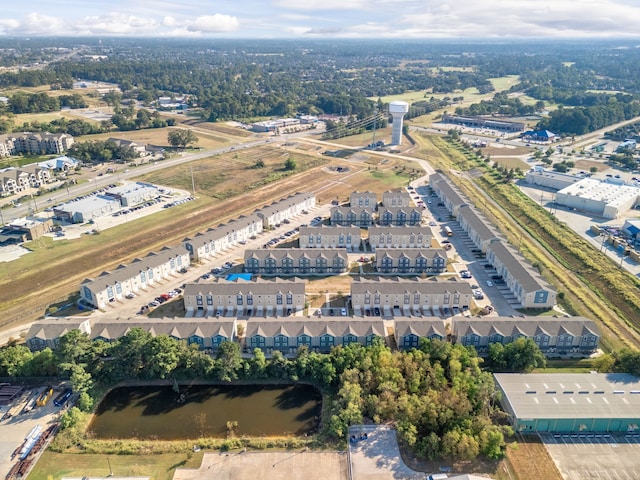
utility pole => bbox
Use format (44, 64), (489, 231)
(190, 165), (196, 197)
(107, 457), (113, 477)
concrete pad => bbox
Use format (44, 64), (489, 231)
(349, 425), (424, 480)
(540, 433), (640, 479)
(173, 450), (347, 480)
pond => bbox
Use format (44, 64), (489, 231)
(89, 384), (322, 440)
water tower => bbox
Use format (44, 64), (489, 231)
(389, 101), (409, 146)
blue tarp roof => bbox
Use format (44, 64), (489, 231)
(226, 273), (252, 281)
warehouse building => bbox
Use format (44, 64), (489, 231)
(555, 178), (640, 219)
(494, 373), (640, 433)
(524, 168), (580, 191)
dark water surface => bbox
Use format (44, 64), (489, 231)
(89, 384), (322, 440)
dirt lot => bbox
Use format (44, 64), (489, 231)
(173, 450), (347, 480)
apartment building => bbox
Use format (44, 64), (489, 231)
(367, 226), (432, 251)
(298, 225), (362, 251)
(244, 248), (349, 275)
(375, 248), (447, 275)
(330, 206), (374, 227)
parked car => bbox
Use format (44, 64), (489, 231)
(486, 280), (494, 287)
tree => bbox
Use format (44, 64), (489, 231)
(168, 129), (199, 149)
(488, 338), (546, 372)
(215, 341), (243, 382)
(284, 157), (296, 171)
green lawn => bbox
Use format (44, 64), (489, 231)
(28, 451), (205, 480)
(367, 168), (413, 188)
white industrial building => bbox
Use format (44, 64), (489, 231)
(54, 196), (121, 223)
(555, 178), (640, 219)
(525, 168), (581, 190)
(102, 182), (160, 207)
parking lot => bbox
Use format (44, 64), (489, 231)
(539, 432), (640, 480)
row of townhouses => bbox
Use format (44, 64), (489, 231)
(430, 172), (556, 309)
(297, 225), (433, 252)
(182, 276), (471, 317)
(0, 132), (74, 158)
(26, 315), (600, 358)
(80, 246), (191, 308)
(349, 190), (413, 209)
(330, 190), (423, 227)
(183, 192), (316, 261)
(240, 247), (448, 276)
(330, 206), (423, 227)
(80, 192), (317, 308)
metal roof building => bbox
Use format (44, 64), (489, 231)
(494, 373), (640, 433)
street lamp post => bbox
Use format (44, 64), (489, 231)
(107, 457), (113, 477)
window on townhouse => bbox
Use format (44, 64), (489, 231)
(286, 294), (293, 305)
(247, 295), (253, 305)
(276, 294), (283, 305)
(206, 295), (213, 305)
(237, 294), (243, 305)
(404, 294), (410, 304)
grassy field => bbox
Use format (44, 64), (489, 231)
(28, 450), (205, 480)
(500, 436), (563, 480)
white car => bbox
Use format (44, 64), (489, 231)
(486, 280), (494, 287)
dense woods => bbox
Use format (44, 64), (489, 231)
(0, 328), (560, 460)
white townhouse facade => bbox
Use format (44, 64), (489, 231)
(381, 190), (412, 208)
(183, 277), (305, 317)
(256, 192), (316, 229)
(183, 214), (263, 262)
(80, 246), (190, 308)
(0, 164), (53, 195)
(351, 276), (473, 316)
(486, 239), (556, 309)
(298, 225), (362, 251)
(367, 226), (432, 251)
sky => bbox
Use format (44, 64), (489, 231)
(3, 0), (640, 39)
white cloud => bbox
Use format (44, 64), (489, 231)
(272, 0), (367, 10)
(18, 13), (65, 35)
(187, 14), (240, 33)
(162, 16), (177, 27)
(74, 13), (157, 35)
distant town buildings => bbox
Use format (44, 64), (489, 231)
(0, 132), (74, 158)
(442, 113), (525, 133)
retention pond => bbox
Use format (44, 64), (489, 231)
(89, 384), (322, 440)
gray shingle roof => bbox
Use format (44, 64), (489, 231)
(81, 245), (189, 291)
(184, 277), (305, 297)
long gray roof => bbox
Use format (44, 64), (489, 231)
(394, 319), (447, 338)
(184, 277), (305, 296)
(244, 248), (349, 262)
(245, 318), (385, 338)
(298, 225), (361, 236)
(256, 192), (315, 217)
(453, 317), (599, 338)
(430, 172), (466, 206)
(375, 248), (447, 261)
(458, 204), (500, 243)
(487, 241), (551, 292)
(81, 245), (189, 291)
(494, 372), (640, 420)
(183, 213), (262, 248)
(351, 276), (473, 294)
(368, 226), (433, 237)
(91, 317), (235, 340)
(27, 318), (88, 341)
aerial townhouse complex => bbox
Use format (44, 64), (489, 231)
(38, 179), (598, 364)
(0, 132), (74, 158)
